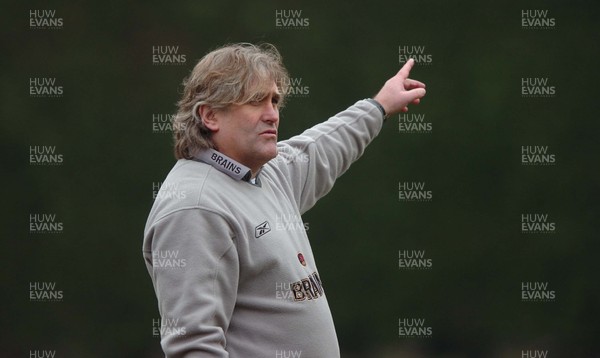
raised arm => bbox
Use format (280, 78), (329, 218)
(270, 59), (426, 213)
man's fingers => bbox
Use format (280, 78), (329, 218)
(404, 78), (426, 90)
(407, 87), (426, 100)
(402, 88), (426, 108)
(402, 95), (423, 113)
(397, 58), (415, 79)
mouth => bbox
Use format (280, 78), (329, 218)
(260, 129), (278, 137)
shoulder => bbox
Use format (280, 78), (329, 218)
(147, 159), (241, 225)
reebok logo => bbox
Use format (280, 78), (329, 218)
(255, 221), (271, 238)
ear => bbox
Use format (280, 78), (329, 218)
(198, 104), (219, 132)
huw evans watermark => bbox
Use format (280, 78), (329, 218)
(521, 349), (549, 358)
(29, 282), (63, 302)
(398, 113), (431, 134)
(152, 45), (186, 65)
(521, 213), (555, 234)
(275, 350), (302, 358)
(281, 77), (310, 97)
(152, 250), (187, 269)
(152, 317), (187, 337)
(29, 77), (63, 97)
(29, 146), (63, 166)
(275, 213), (309, 232)
(521, 77), (556, 98)
(275, 282), (294, 301)
(273, 146), (309, 165)
(398, 318), (432, 338)
(152, 113), (186, 133)
(29, 350), (57, 358)
(29, 10), (63, 29)
(152, 182), (187, 200)
(521, 10), (555, 30)
(399, 45), (432, 66)
(399, 250), (432, 270)
(29, 213), (63, 234)
(521, 281), (555, 302)
(521, 146), (555, 166)
(399, 181), (432, 202)
(275, 10), (309, 29)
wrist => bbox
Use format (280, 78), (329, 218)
(365, 98), (388, 120)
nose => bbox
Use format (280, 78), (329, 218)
(262, 102), (279, 125)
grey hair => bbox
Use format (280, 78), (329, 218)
(172, 43), (290, 159)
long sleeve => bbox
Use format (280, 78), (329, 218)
(142, 99), (383, 357)
(143, 208), (239, 357)
(270, 99), (384, 214)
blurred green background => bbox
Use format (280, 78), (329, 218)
(3, 0), (599, 357)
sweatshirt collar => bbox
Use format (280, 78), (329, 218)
(193, 148), (253, 182)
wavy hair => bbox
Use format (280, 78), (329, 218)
(172, 43), (290, 159)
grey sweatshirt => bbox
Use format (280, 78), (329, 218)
(143, 99), (384, 357)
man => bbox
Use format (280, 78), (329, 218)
(143, 43), (425, 357)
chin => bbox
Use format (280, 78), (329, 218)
(265, 144), (278, 160)
(266, 149), (278, 161)
(251, 146), (278, 166)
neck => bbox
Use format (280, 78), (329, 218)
(250, 168), (261, 179)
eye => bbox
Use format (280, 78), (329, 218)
(272, 96), (280, 106)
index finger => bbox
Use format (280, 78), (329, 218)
(397, 58), (415, 79)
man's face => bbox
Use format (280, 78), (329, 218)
(211, 82), (281, 173)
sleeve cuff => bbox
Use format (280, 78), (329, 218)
(364, 98), (388, 121)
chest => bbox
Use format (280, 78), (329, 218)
(228, 181), (317, 284)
